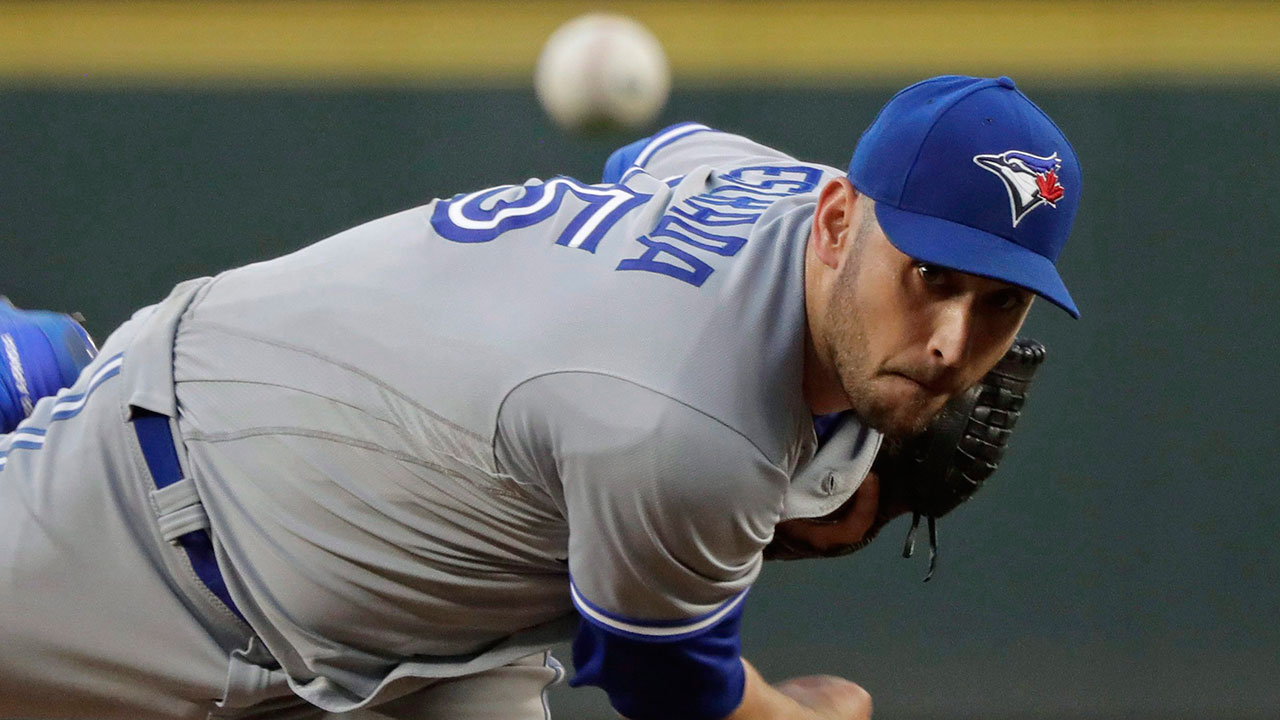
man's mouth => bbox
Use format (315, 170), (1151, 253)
(888, 372), (957, 397)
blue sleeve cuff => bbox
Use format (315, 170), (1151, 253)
(603, 135), (653, 184)
(569, 586), (748, 720)
(602, 122), (714, 184)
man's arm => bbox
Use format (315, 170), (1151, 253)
(617, 656), (874, 720)
(496, 372), (878, 719)
(602, 122), (825, 185)
(496, 372), (787, 719)
(726, 658), (872, 720)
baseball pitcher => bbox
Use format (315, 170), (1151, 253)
(0, 75), (1080, 720)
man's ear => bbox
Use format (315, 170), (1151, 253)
(812, 177), (858, 270)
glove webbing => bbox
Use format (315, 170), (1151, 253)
(892, 337), (1046, 581)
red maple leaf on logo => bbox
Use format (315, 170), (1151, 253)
(1036, 170), (1065, 205)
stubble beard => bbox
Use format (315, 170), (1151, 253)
(824, 250), (941, 440)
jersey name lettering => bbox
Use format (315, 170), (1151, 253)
(617, 165), (823, 287)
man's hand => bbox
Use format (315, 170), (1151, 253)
(765, 337), (1047, 577)
(726, 658), (872, 720)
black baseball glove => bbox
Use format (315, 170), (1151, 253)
(764, 337), (1047, 581)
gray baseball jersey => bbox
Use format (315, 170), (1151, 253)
(0, 123), (881, 719)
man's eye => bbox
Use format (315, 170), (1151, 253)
(916, 264), (947, 286)
(990, 289), (1029, 311)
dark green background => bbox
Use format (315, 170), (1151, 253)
(2, 86), (1276, 719)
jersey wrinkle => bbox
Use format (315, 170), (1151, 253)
(94, 123), (831, 711)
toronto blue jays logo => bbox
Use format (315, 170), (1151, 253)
(973, 150), (1066, 227)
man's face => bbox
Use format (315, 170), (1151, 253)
(823, 205), (1033, 437)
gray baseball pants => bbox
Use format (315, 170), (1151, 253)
(0, 315), (563, 720)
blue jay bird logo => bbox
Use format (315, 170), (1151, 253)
(973, 150), (1065, 227)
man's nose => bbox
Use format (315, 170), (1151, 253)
(927, 303), (973, 369)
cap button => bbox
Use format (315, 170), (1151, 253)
(996, 76), (1017, 89)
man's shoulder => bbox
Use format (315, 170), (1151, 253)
(603, 122), (842, 185)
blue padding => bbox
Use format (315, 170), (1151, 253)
(603, 134), (654, 184)
(570, 598), (747, 720)
(132, 409), (244, 620)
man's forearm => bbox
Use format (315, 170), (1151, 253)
(723, 657), (872, 720)
(724, 658), (813, 720)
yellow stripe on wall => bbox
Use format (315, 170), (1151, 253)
(0, 1), (1277, 86)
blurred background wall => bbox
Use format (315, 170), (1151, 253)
(1, 2), (1276, 719)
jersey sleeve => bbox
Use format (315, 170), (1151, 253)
(603, 122), (805, 185)
(494, 372), (790, 720)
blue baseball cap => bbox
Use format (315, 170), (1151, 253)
(848, 75), (1081, 318)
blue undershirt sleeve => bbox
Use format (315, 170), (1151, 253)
(569, 586), (748, 720)
(602, 134), (655, 184)
(602, 122), (718, 183)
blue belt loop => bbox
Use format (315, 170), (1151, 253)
(132, 408), (243, 620)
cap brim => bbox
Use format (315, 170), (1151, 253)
(874, 203), (1080, 318)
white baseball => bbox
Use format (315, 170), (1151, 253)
(534, 14), (671, 133)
